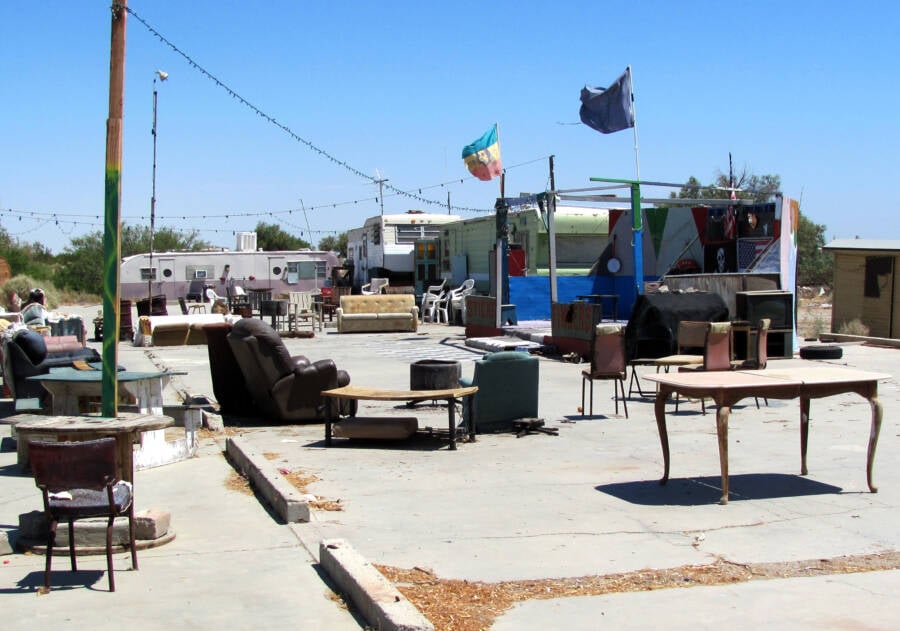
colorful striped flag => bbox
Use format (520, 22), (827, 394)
(462, 124), (502, 181)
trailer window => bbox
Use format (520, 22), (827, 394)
(286, 261), (326, 284)
(186, 265), (215, 280)
(396, 224), (442, 244)
(140, 267), (157, 281)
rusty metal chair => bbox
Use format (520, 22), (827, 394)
(581, 324), (629, 418)
(676, 321), (733, 414)
(733, 318), (771, 408)
(28, 437), (137, 592)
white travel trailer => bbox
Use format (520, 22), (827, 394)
(346, 211), (461, 291)
(120, 232), (339, 301)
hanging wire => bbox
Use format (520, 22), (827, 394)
(121, 4), (499, 214)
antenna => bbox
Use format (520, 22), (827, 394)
(373, 169), (389, 216)
(299, 198), (312, 242)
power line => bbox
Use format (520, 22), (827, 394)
(122, 4), (498, 214)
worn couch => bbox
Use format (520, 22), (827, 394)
(2, 328), (101, 404)
(460, 351), (539, 433)
(336, 294), (419, 333)
(226, 318), (354, 422)
(135, 313), (231, 346)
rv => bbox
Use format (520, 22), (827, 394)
(120, 232), (339, 301)
(346, 211), (461, 292)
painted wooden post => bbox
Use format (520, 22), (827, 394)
(102, 0), (127, 417)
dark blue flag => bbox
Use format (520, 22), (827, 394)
(579, 68), (634, 134)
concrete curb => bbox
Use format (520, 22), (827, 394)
(225, 436), (310, 523)
(320, 538), (434, 631)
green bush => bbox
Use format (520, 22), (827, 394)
(0, 275), (61, 310)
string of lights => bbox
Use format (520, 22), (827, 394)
(0, 208), (341, 240)
(121, 4), (514, 215)
(6, 7), (558, 245)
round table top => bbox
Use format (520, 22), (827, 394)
(14, 413), (173, 434)
(323, 385), (477, 401)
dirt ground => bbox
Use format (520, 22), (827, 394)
(796, 287), (833, 340)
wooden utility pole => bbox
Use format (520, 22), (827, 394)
(102, 0), (127, 417)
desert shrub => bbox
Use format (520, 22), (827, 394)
(837, 318), (870, 337)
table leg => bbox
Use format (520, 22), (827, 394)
(51, 383), (81, 416)
(799, 396), (810, 476)
(115, 434), (134, 484)
(628, 364), (647, 398)
(447, 397), (457, 451)
(716, 405), (731, 504)
(654, 387), (670, 485)
(867, 396), (882, 493)
(465, 397), (476, 443)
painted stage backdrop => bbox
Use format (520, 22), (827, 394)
(510, 196), (798, 322)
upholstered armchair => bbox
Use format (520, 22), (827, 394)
(226, 318), (352, 422)
(203, 322), (257, 417)
(2, 329), (101, 404)
(460, 350), (539, 433)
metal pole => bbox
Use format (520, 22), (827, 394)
(102, 0), (127, 418)
(148, 77), (158, 308)
(547, 155), (558, 305)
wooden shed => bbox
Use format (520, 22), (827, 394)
(824, 239), (900, 339)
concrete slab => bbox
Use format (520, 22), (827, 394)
(2, 306), (899, 630)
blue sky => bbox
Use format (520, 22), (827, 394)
(2, 1), (898, 254)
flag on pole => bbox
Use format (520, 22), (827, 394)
(462, 124), (502, 181)
(579, 68), (635, 134)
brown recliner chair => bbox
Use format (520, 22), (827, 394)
(203, 322), (257, 417)
(226, 318), (352, 422)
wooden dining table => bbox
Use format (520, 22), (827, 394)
(644, 366), (888, 504)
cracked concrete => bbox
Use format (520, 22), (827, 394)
(3, 306), (899, 629)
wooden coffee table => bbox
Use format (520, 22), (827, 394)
(322, 385), (478, 450)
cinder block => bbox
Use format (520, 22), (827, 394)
(203, 411), (225, 432)
(135, 509), (171, 540)
(19, 509), (170, 547)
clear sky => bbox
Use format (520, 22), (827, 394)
(2, 1), (898, 254)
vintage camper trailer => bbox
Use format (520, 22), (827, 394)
(346, 211), (461, 291)
(120, 232), (339, 301)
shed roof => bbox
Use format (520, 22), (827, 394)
(824, 239), (900, 252)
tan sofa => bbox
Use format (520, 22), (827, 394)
(337, 295), (419, 333)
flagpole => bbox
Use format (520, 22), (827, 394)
(627, 65), (644, 298)
(496, 122), (504, 198)
(628, 66), (640, 182)
(494, 122), (504, 329)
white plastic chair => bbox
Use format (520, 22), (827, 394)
(449, 279), (476, 324)
(420, 280), (446, 322)
(206, 288), (226, 312)
(361, 278), (389, 295)
(434, 291), (453, 324)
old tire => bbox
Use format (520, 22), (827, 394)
(799, 345), (843, 360)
